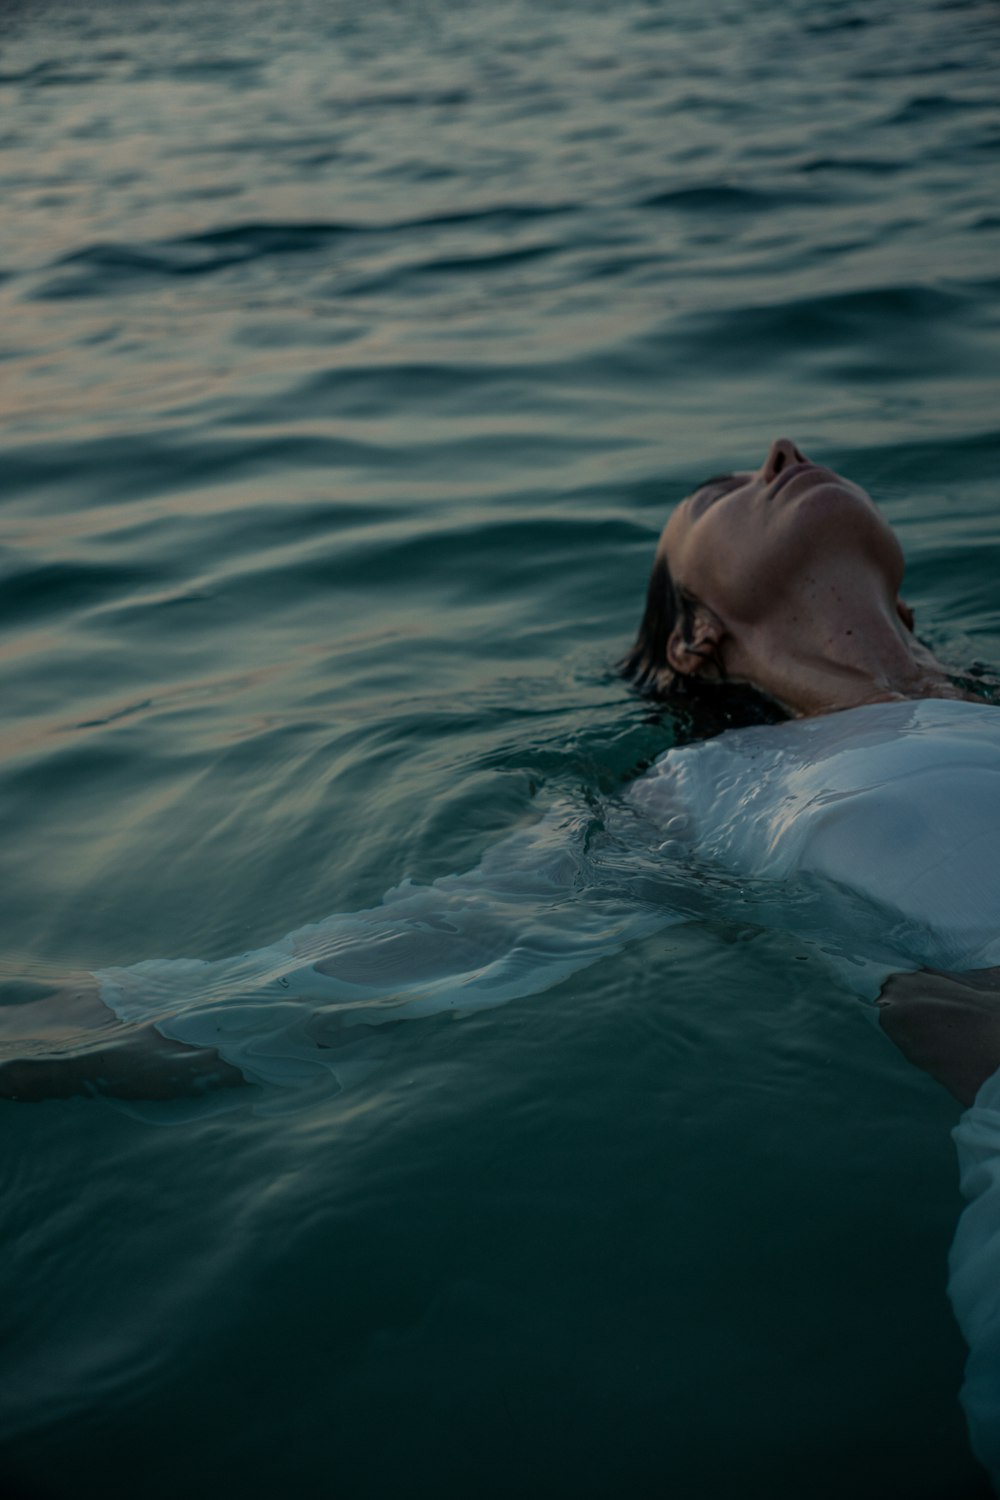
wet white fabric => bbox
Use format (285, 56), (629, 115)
(628, 695), (1000, 977)
(97, 695), (1000, 1084)
(951, 1066), (1000, 1489)
(95, 800), (678, 1091)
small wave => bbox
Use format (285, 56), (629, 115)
(796, 155), (903, 177)
(0, 62), (103, 87)
(663, 281), (980, 374)
(886, 93), (989, 125)
(329, 87), (472, 112)
(33, 205), (579, 299)
(228, 360), (538, 425)
(0, 559), (160, 631)
(637, 184), (822, 213)
(130, 56), (263, 82)
(341, 242), (561, 299)
(803, 12), (869, 31)
(1, 429), (405, 510)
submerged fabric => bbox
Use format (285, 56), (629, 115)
(97, 695), (1000, 1085)
(629, 694), (1000, 975)
(96, 804), (676, 1091)
(952, 1067), (1000, 1486)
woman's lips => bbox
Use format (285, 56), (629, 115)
(769, 461), (827, 498)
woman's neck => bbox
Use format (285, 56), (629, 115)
(723, 589), (975, 719)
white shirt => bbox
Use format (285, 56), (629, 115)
(628, 696), (1000, 981)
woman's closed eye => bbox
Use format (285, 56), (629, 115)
(688, 474), (745, 517)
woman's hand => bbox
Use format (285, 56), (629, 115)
(878, 966), (1000, 1108)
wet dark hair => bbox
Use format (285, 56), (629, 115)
(621, 476), (787, 732)
(621, 474), (735, 699)
(620, 548), (700, 698)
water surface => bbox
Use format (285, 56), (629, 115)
(1, 0), (999, 1494)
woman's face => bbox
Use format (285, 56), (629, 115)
(661, 438), (906, 628)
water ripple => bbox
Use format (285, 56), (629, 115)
(0, 0), (998, 1490)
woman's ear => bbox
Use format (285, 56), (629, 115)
(896, 597), (915, 632)
(666, 604), (725, 680)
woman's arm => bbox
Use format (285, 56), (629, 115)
(0, 976), (246, 1102)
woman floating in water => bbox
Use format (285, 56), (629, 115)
(623, 437), (1000, 1108)
(4, 438), (1000, 1482)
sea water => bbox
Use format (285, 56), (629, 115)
(1, 0), (999, 1494)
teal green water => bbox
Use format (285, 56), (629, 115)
(2, 0), (999, 1494)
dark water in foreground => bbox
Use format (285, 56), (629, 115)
(2, 0), (999, 1494)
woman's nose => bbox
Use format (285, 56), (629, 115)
(761, 438), (805, 483)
